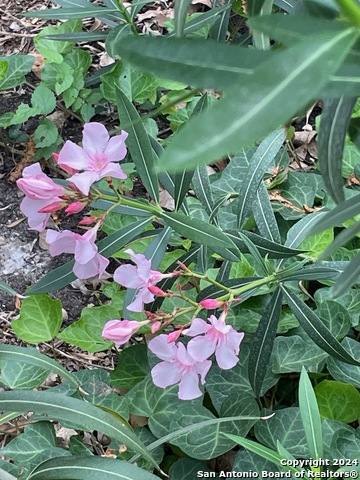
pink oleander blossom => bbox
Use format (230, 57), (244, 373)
(148, 334), (212, 400)
(102, 319), (141, 346)
(16, 163), (66, 231)
(56, 122), (128, 195)
(114, 249), (165, 312)
(183, 315), (244, 370)
(46, 228), (109, 279)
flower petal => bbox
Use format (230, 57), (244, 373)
(148, 334), (177, 361)
(100, 163), (127, 180)
(151, 361), (182, 389)
(82, 122), (109, 157)
(114, 264), (144, 289)
(20, 197), (50, 231)
(68, 171), (100, 195)
(215, 341), (239, 369)
(178, 371), (203, 400)
(183, 317), (210, 337)
(75, 236), (98, 264)
(46, 230), (77, 256)
(187, 335), (217, 363)
(57, 141), (90, 172)
(103, 131), (128, 162)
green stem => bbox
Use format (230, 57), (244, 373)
(114, 0), (138, 34)
(230, 274), (276, 298)
(95, 192), (162, 215)
(335, 0), (360, 26)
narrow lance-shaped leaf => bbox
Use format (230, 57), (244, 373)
(253, 183), (281, 243)
(0, 468), (17, 480)
(174, 94), (210, 211)
(281, 284), (360, 366)
(111, 36), (270, 91)
(169, 4), (231, 37)
(236, 128), (285, 228)
(174, 0), (192, 37)
(0, 279), (19, 297)
(0, 391), (159, 469)
(309, 193), (360, 234)
(318, 97), (356, 204)
(332, 253), (360, 297)
(22, 6), (119, 19)
(157, 28), (359, 172)
(299, 367), (323, 460)
(116, 87), (159, 202)
(192, 166), (215, 218)
(0, 344), (79, 387)
(318, 220), (360, 260)
(28, 456), (161, 480)
(161, 211), (239, 255)
(249, 287), (282, 397)
(211, 0), (232, 42)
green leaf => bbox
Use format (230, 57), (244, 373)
(11, 295), (62, 343)
(23, 6), (119, 19)
(112, 36), (269, 91)
(315, 380), (360, 423)
(318, 97), (356, 203)
(233, 449), (281, 475)
(174, 0), (192, 37)
(299, 367), (323, 459)
(222, 433), (301, 475)
(156, 28), (358, 172)
(316, 301), (351, 339)
(281, 285), (360, 366)
(33, 119), (59, 147)
(249, 287), (282, 397)
(0, 60), (8, 80)
(0, 391), (159, 469)
(168, 395), (259, 459)
(0, 55), (34, 90)
(205, 343), (279, 411)
(0, 279), (18, 296)
(327, 337), (360, 388)
(168, 459), (217, 480)
(298, 229), (334, 258)
(236, 129), (285, 228)
(58, 304), (118, 352)
(161, 211), (238, 257)
(253, 182), (281, 243)
(309, 193), (360, 234)
(44, 31), (109, 42)
(1, 422), (56, 467)
(28, 217), (152, 294)
(31, 84), (56, 115)
(28, 456), (160, 479)
(116, 88), (159, 201)
(169, 5), (232, 37)
(272, 335), (328, 373)
(192, 165), (214, 217)
(255, 407), (309, 457)
(318, 220), (360, 260)
(332, 253), (360, 296)
(34, 19), (82, 63)
(0, 344), (79, 386)
(110, 344), (150, 389)
(0, 362), (48, 390)
(278, 265), (341, 282)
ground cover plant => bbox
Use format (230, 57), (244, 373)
(2, 0), (360, 478)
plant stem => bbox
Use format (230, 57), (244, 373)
(335, 0), (360, 25)
(113, 0), (138, 34)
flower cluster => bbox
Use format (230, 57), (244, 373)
(101, 252), (245, 401)
(16, 122), (128, 280)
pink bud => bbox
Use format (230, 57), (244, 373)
(38, 201), (65, 213)
(102, 319), (140, 346)
(65, 201), (85, 215)
(148, 285), (166, 296)
(200, 298), (222, 309)
(79, 216), (98, 225)
(52, 152), (59, 162)
(167, 330), (182, 343)
(151, 321), (162, 334)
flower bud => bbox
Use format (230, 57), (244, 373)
(148, 285), (167, 296)
(38, 201), (65, 213)
(199, 298), (223, 309)
(167, 330), (182, 343)
(79, 216), (98, 226)
(65, 201), (85, 215)
(151, 321), (162, 334)
(102, 319), (140, 346)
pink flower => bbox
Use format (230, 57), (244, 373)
(65, 201), (85, 215)
(148, 335), (212, 400)
(16, 163), (65, 231)
(46, 228), (109, 279)
(183, 315), (244, 370)
(102, 319), (140, 346)
(199, 298), (223, 309)
(56, 122), (128, 195)
(114, 249), (165, 312)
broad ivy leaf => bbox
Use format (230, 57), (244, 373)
(0, 362), (48, 390)
(0, 55), (34, 90)
(33, 119), (59, 148)
(254, 407), (310, 458)
(110, 344), (150, 389)
(11, 294), (62, 343)
(34, 19), (82, 63)
(271, 335), (328, 373)
(315, 380), (360, 423)
(233, 449), (281, 475)
(316, 300), (351, 339)
(327, 337), (360, 388)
